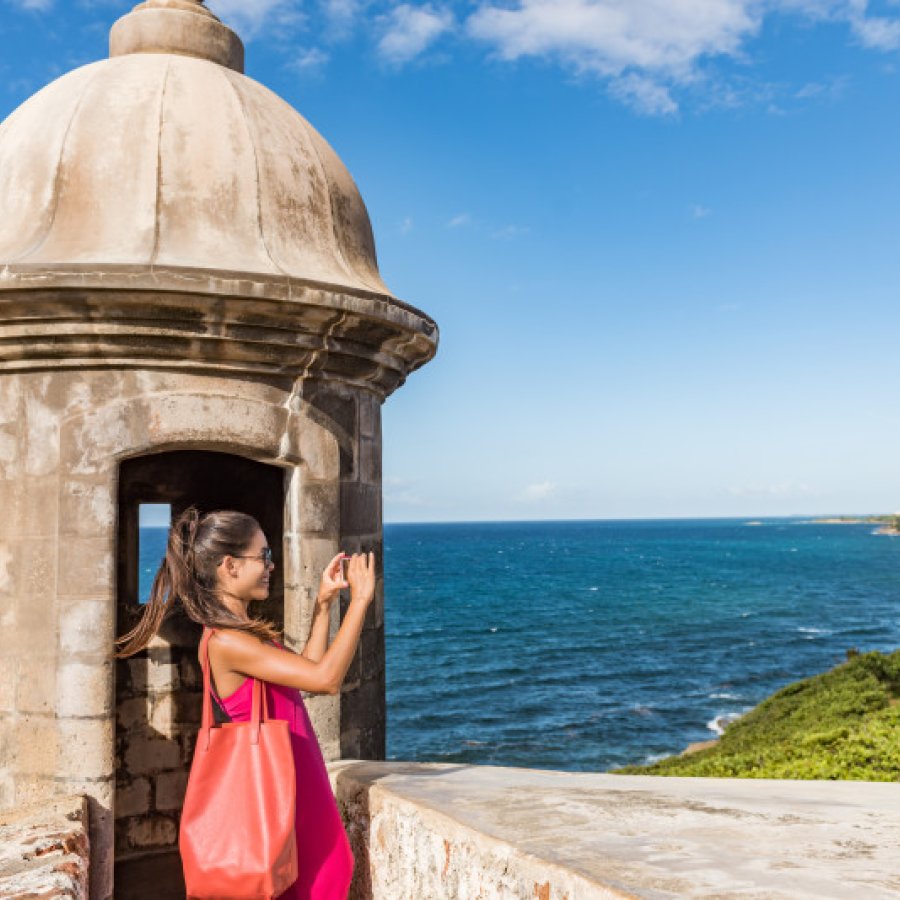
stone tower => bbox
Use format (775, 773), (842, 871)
(0, 2), (438, 897)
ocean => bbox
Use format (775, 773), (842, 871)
(139, 518), (900, 772)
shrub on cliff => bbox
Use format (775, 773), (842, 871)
(615, 649), (900, 780)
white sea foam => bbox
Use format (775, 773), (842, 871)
(797, 626), (831, 635)
(707, 712), (743, 735)
(710, 692), (741, 700)
(642, 752), (669, 765)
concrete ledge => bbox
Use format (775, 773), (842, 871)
(328, 760), (900, 899)
(0, 795), (90, 898)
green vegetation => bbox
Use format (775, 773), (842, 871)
(616, 650), (900, 780)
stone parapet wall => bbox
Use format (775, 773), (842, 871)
(327, 760), (900, 899)
(0, 795), (90, 898)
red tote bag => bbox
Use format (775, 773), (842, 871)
(179, 627), (298, 899)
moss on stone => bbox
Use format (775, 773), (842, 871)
(616, 649), (900, 780)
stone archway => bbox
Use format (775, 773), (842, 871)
(113, 450), (287, 896)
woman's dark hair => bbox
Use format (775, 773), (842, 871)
(115, 506), (281, 658)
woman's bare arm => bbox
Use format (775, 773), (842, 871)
(301, 551), (347, 663)
(211, 552), (376, 695)
(299, 602), (331, 663)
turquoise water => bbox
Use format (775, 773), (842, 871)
(139, 518), (900, 771)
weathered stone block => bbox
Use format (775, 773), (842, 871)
(13, 717), (58, 776)
(59, 478), (116, 537)
(0, 795), (89, 899)
(124, 736), (181, 774)
(301, 385), (357, 443)
(116, 696), (149, 731)
(57, 660), (112, 718)
(299, 480), (340, 535)
(146, 660), (180, 694)
(57, 718), (113, 780)
(128, 657), (149, 693)
(126, 814), (177, 849)
(0, 770), (13, 811)
(57, 537), (113, 597)
(23, 384), (62, 478)
(296, 419), (340, 481)
(16, 656), (57, 715)
(358, 394), (380, 440)
(155, 770), (188, 811)
(360, 627), (384, 678)
(148, 694), (177, 735)
(59, 597), (111, 657)
(8, 476), (58, 538)
(0, 656), (17, 712)
(340, 483), (380, 537)
(303, 692), (340, 762)
(114, 777), (151, 819)
(16, 539), (57, 600)
(359, 437), (381, 485)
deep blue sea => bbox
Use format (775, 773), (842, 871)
(139, 518), (900, 772)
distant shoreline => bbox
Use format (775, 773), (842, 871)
(810, 515), (900, 534)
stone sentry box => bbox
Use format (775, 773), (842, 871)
(0, 2), (438, 898)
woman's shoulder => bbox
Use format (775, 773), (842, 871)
(202, 626), (273, 664)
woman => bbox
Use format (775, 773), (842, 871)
(115, 506), (375, 899)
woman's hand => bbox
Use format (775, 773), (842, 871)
(316, 552), (348, 608)
(346, 552), (376, 606)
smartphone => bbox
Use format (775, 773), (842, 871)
(340, 555), (349, 584)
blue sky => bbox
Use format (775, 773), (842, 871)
(3, 0), (900, 522)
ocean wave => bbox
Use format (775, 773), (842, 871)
(797, 626), (831, 635)
(710, 692), (742, 700)
(707, 712), (743, 735)
(642, 752), (670, 765)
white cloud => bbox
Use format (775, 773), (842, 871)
(467, 0), (760, 78)
(9, 0), (53, 9)
(400, 216), (414, 235)
(780, 0), (900, 48)
(207, 0), (304, 39)
(465, 0), (900, 114)
(519, 481), (557, 501)
(321, 0), (366, 39)
(290, 47), (330, 71)
(690, 203), (712, 219)
(492, 224), (530, 239)
(377, 3), (454, 64)
(447, 212), (471, 227)
(610, 73), (677, 116)
(853, 14), (900, 49)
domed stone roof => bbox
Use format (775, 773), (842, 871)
(0, 0), (437, 393)
(0, 4), (386, 295)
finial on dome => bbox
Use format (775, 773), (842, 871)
(109, 0), (244, 72)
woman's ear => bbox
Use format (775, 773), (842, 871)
(217, 555), (236, 582)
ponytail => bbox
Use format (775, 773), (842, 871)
(115, 506), (282, 658)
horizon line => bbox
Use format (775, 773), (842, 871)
(136, 511), (892, 528)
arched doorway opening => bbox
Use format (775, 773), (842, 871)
(113, 450), (286, 898)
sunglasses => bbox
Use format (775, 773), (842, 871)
(233, 547), (274, 564)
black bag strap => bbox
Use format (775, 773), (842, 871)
(211, 691), (232, 724)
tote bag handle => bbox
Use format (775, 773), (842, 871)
(199, 626), (271, 750)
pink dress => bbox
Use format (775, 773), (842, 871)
(205, 628), (354, 900)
